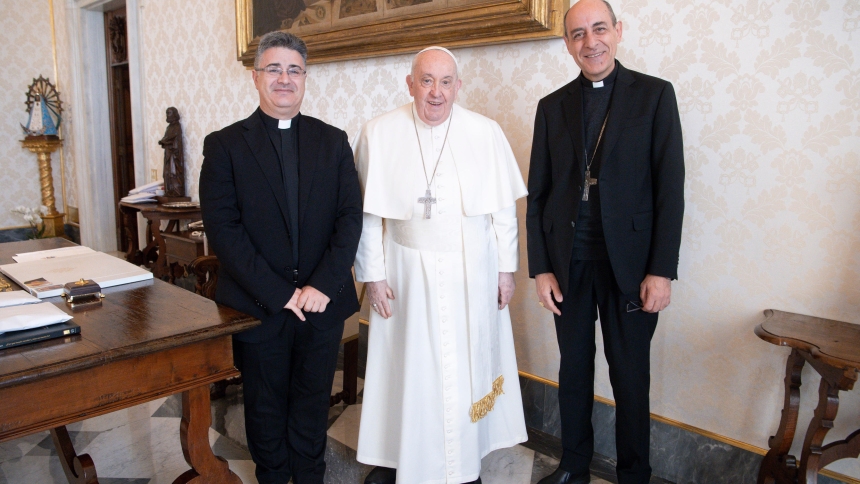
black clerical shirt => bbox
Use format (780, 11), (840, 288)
(259, 109), (300, 265)
(571, 62), (618, 261)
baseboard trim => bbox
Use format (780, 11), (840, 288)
(518, 370), (858, 484)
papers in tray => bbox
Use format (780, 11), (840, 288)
(0, 302), (72, 334)
(0, 250), (153, 298)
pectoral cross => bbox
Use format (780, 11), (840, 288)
(582, 170), (597, 201)
(418, 189), (437, 219)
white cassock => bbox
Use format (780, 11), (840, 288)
(353, 103), (528, 484)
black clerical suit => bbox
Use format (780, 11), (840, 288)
(200, 108), (362, 483)
(526, 62), (684, 484)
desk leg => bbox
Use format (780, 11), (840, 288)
(757, 349), (805, 484)
(174, 385), (241, 484)
(330, 338), (358, 406)
(51, 425), (99, 484)
(343, 338), (358, 405)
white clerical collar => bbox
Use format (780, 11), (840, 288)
(592, 80), (604, 88)
(411, 103), (453, 131)
(278, 119), (292, 129)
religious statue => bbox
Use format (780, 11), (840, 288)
(21, 76), (62, 138)
(159, 107), (185, 198)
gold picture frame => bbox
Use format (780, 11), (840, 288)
(236, 0), (565, 66)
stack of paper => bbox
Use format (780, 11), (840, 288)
(0, 247), (153, 298)
(122, 180), (165, 204)
(0, 292), (72, 333)
(12, 245), (94, 263)
(0, 290), (78, 350)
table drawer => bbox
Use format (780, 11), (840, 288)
(163, 230), (206, 264)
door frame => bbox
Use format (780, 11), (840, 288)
(66, 0), (146, 251)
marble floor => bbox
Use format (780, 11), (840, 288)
(0, 369), (620, 484)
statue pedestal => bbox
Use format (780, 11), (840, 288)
(41, 213), (66, 238)
(20, 136), (66, 239)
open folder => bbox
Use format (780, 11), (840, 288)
(0, 249), (152, 298)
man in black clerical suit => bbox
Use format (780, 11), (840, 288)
(199, 31), (362, 484)
(526, 1), (684, 483)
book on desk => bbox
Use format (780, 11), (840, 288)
(0, 320), (81, 350)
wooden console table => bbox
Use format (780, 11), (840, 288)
(756, 309), (860, 484)
(0, 238), (259, 484)
(118, 202), (201, 280)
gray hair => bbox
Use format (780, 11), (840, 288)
(563, 0), (618, 36)
(254, 31), (308, 68)
(411, 46), (459, 78)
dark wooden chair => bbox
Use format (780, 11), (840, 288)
(190, 255), (219, 300)
(190, 255), (360, 406)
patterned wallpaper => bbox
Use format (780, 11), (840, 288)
(0, 0), (68, 229)
(96, 0), (860, 479)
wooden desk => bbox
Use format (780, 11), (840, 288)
(0, 238), (259, 484)
(118, 202), (202, 280)
(755, 309), (860, 484)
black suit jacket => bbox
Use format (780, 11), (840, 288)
(200, 109), (363, 342)
(526, 63), (685, 297)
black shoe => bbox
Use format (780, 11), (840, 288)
(465, 478), (482, 484)
(364, 466), (397, 484)
(537, 468), (590, 484)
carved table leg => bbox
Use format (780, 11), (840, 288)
(820, 428), (860, 470)
(120, 206), (142, 265)
(168, 262), (185, 285)
(151, 222), (169, 280)
(51, 425), (99, 484)
(758, 348), (805, 484)
(173, 385), (240, 484)
(141, 219), (159, 268)
(797, 363), (858, 484)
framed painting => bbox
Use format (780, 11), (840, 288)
(236, 0), (565, 65)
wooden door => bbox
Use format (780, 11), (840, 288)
(105, 7), (136, 252)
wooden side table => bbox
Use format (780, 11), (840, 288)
(756, 309), (860, 484)
(118, 202), (201, 280)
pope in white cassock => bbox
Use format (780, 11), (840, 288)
(352, 46), (529, 484)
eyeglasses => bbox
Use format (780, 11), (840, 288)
(255, 65), (307, 79)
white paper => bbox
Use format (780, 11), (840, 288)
(13, 245), (95, 263)
(128, 179), (164, 195)
(0, 302), (72, 334)
(0, 290), (42, 308)
(0, 252), (153, 298)
(121, 191), (164, 203)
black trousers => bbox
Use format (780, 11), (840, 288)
(554, 259), (657, 484)
(235, 317), (344, 484)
